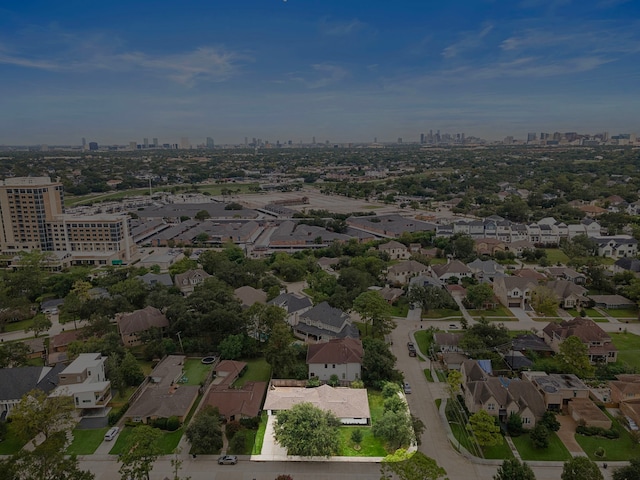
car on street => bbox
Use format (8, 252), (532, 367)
(449, 324), (459, 329)
(403, 382), (412, 394)
(217, 455), (238, 465)
(407, 342), (417, 357)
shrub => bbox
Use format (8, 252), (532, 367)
(382, 382), (399, 398)
(240, 416), (260, 430)
(329, 374), (339, 387)
(530, 424), (549, 449)
(226, 420), (242, 440)
(108, 402), (130, 426)
(576, 425), (619, 439)
(306, 377), (320, 387)
(152, 417), (168, 430)
(507, 412), (524, 437)
(228, 431), (247, 453)
(540, 411), (560, 432)
(351, 428), (363, 445)
(166, 416), (181, 432)
(351, 379), (365, 389)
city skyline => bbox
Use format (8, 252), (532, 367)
(1, 0), (639, 145)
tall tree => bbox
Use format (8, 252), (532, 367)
(467, 410), (502, 447)
(185, 406), (223, 455)
(10, 389), (75, 445)
(373, 409), (415, 451)
(531, 286), (559, 316)
(273, 402), (340, 457)
(613, 457), (640, 480)
(494, 458), (536, 480)
(352, 290), (395, 337)
(264, 321), (297, 377)
(361, 337), (402, 389)
(561, 456), (603, 480)
(380, 450), (447, 480)
(464, 283), (495, 309)
(118, 425), (162, 480)
(557, 335), (595, 378)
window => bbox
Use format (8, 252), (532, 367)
(324, 364), (328, 368)
(332, 364), (336, 369)
(487, 403), (496, 411)
(523, 417), (531, 425)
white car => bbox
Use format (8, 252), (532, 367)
(403, 382), (412, 394)
(627, 417), (639, 431)
(104, 426), (119, 441)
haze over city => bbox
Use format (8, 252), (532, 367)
(1, 0), (639, 145)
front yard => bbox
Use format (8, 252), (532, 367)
(108, 426), (183, 455)
(511, 431), (571, 461)
(66, 427), (110, 455)
(611, 332), (640, 370)
(575, 414), (639, 461)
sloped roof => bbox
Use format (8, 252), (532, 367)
(117, 306), (169, 335)
(0, 364), (66, 401)
(306, 338), (363, 365)
(301, 302), (350, 329)
(205, 381), (267, 419)
(268, 292), (313, 314)
(431, 260), (471, 277)
(234, 286), (267, 307)
(379, 240), (407, 251)
(139, 272), (173, 287)
(263, 384), (370, 420)
(174, 268), (211, 286)
(434, 332), (463, 347)
(611, 375), (640, 398)
(387, 260), (429, 275)
(543, 317), (612, 345)
(546, 280), (587, 299)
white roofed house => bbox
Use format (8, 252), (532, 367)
(50, 353), (112, 417)
(307, 338), (363, 382)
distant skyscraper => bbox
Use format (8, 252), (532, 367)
(129, 141), (137, 150)
(397, 137), (402, 144)
(312, 136), (316, 145)
(420, 133), (425, 144)
(153, 137), (158, 147)
(374, 137), (377, 143)
(89, 142), (98, 151)
(527, 133), (537, 142)
(244, 137), (248, 147)
(143, 138), (149, 148)
(206, 137), (215, 149)
(180, 137), (190, 149)
(81, 137), (86, 148)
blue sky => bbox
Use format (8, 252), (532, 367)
(1, 0), (639, 145)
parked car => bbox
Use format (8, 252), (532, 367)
(403, 382), (412, 394)
(449, 324), (459, 330)
(217, 455), (238, 465)
(407, 342), (417, 357)
(627, 417), (639, 431)
(104, 427), (119, 441)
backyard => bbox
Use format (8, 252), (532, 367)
(182, 357), (213, 386)
(232, 357), (272, 387)
(611, 332), (640, 370)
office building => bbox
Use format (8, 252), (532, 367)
(89, 142), (98, 151)
(206, 137), (215, 149)
(153, 138), (158, 147)
(143, 138), (149, 148)
(129, 141), (137, 150)
(180, 137), (190, 149)
(0, 177), (135, 265)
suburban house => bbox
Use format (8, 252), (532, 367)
(263, 384), (371, 425)
(378, 240), (410, 260)
(0, 364), (66, 419)
(174, 268), (211, 296)
(587, 294), (636, 310)
(48, 330), (83, 365)
(545, 267), (586, 285)
(431, 260), (472, 283)
(138, 272), (173, 287)
(295, 302), (359, 343)
(386, 260), (429, 285)
(522, 371), (590, 410)
(234, 285), (267, 308)
(474, 238), (507, 256)
(306, 338), (363, 382)
(433, 332), (464, 353)
(511, 334), (554, 356)
(125, 355), (199, 424)
(567, 398), (612, 429)
(613, 257), (640, 277)
(375, 286), (404, 304)
(462, 374), (546, 428)
(268, 292), (313, 327)
(594, 235), (638, 259)
(51, 353), (112, 416)
(204, 360), (266, 422)
(467, 259), (505, 282)
(492, 276), (538, 309)
(116, 306), (169, 347)
(41, 298), (64, 314)
(542, 317), (618, 364)
(545, 280), (588, 309)
(611, 374), (640, 404)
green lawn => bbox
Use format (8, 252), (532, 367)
(233, 357), (272, 387)
(251, 412), (268, 455)
(435, 370), (447, 382)
(421, 309), (462, 319)
(424, 369), (434, 382)
(511, 432), (571, 461)
(566, 308), (604, 318)
(390, 302), (409, 318)
(605, 308), (638, 319)
(468, 305), (514, 318)
(67, 428), (109, 455)
(182, 358), (212, 386)
(483, 438), (514, 460)
(544, 249), (570, 265)
(2, 318), (35, 333)
(0, 423), (28, 454)
(611, 332), (640, 370)
(414, 329), (434, 357)
(575, 415), (639, 461)
(228, 429), (257, 455)
(109, 426), (183, 455)
(338, 427), (387, 456)
(368, 390), (385, 423)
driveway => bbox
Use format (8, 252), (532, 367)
(556, 415), (584, 455)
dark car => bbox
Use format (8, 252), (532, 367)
(407, 342), (417, 356)
(217, 455), (238, 465)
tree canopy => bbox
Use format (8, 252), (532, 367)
(494, 458), (536, 480)
(380, 450), (447, 480)
(561, 456), (603, 480)
(273, 402), (341, 457)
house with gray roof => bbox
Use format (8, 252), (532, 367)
(268, 292), (313, 326)
(138, 272), (173, 287)
(386, 260), (429, 285)
(378, 240), (410, 260)
(614, 257), (640, 276)
(116, 306), (169, 347)
(492, 276), (539, 309)
(346, 214), (436, 238)
(0, 364), (66, 419)
(545, 280), (588, 309)
(295, 301), (359, 343)
(431, 260), (472, 283)
(467, 259), (505, 282)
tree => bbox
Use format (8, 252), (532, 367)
(195, 209), (211, 221)
(529, 424), (549, 449)
(361, 337), (403, 389)
(408, 285), (457, 313)
(531, 286), (559, 316)
(0, 341), (30, 368)
(507, 412), (524, 437)
(464, 283), (495, 309)
(218, 333), (245, 359)
(273, 402), (340, 457)
(541, 411), (560, 432)
(613, 457), (640, 480)
(264, 321), (297, 377)
(185, 406), (223, 454)
(446, 370), (463, 397)
(557, 335), (595, 378)
(373, 409), (415, 451)
(380, 450), (447, 480)
(467, 410), (502, 447)
(169, 449), (191, 480)
(0, 431), (94, 480)
(10, 389), (75, 445)
(561, 456), (603, 480)
(26, 314), (52, 338)
(494, 458), (536, 480)
(118, 425), (162, 480)
(352, 290), (395, 337)
(119, 350), (145, 386)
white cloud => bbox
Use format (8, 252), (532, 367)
(442, 24), (494, 58)
(319, 18), (366, 36)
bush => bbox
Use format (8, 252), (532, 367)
(240, 416), (260, 430)
(152, 417), (168, 430)
(381, 382), (399, 398)
(351, 379), (365, 389)
(228, 430), (247, 453)
(166, 416), (181, 431)
(576, 425), (620, 439)
(507, 412), (524, 437)
(530, 424), (549, 449)
(306, 377), (320, 387)
(108, 402), (130, 426)
(540, 411), (560, 432)
(226, 420), (242, 440)
(351, 428), (363, 445)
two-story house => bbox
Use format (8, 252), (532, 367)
(431, 260), (472, 284)
(307, 338), (363, 382)
(116, 306), (170, 347)
(174, 268), (211, 296)
(386, 260), (429, 285)
(542, 317), (618, 364)
(295, 301), (359, 343)
(51, 353), (112, 416)
(378, 240), (410, 260)
(492, 276), (538, 309)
